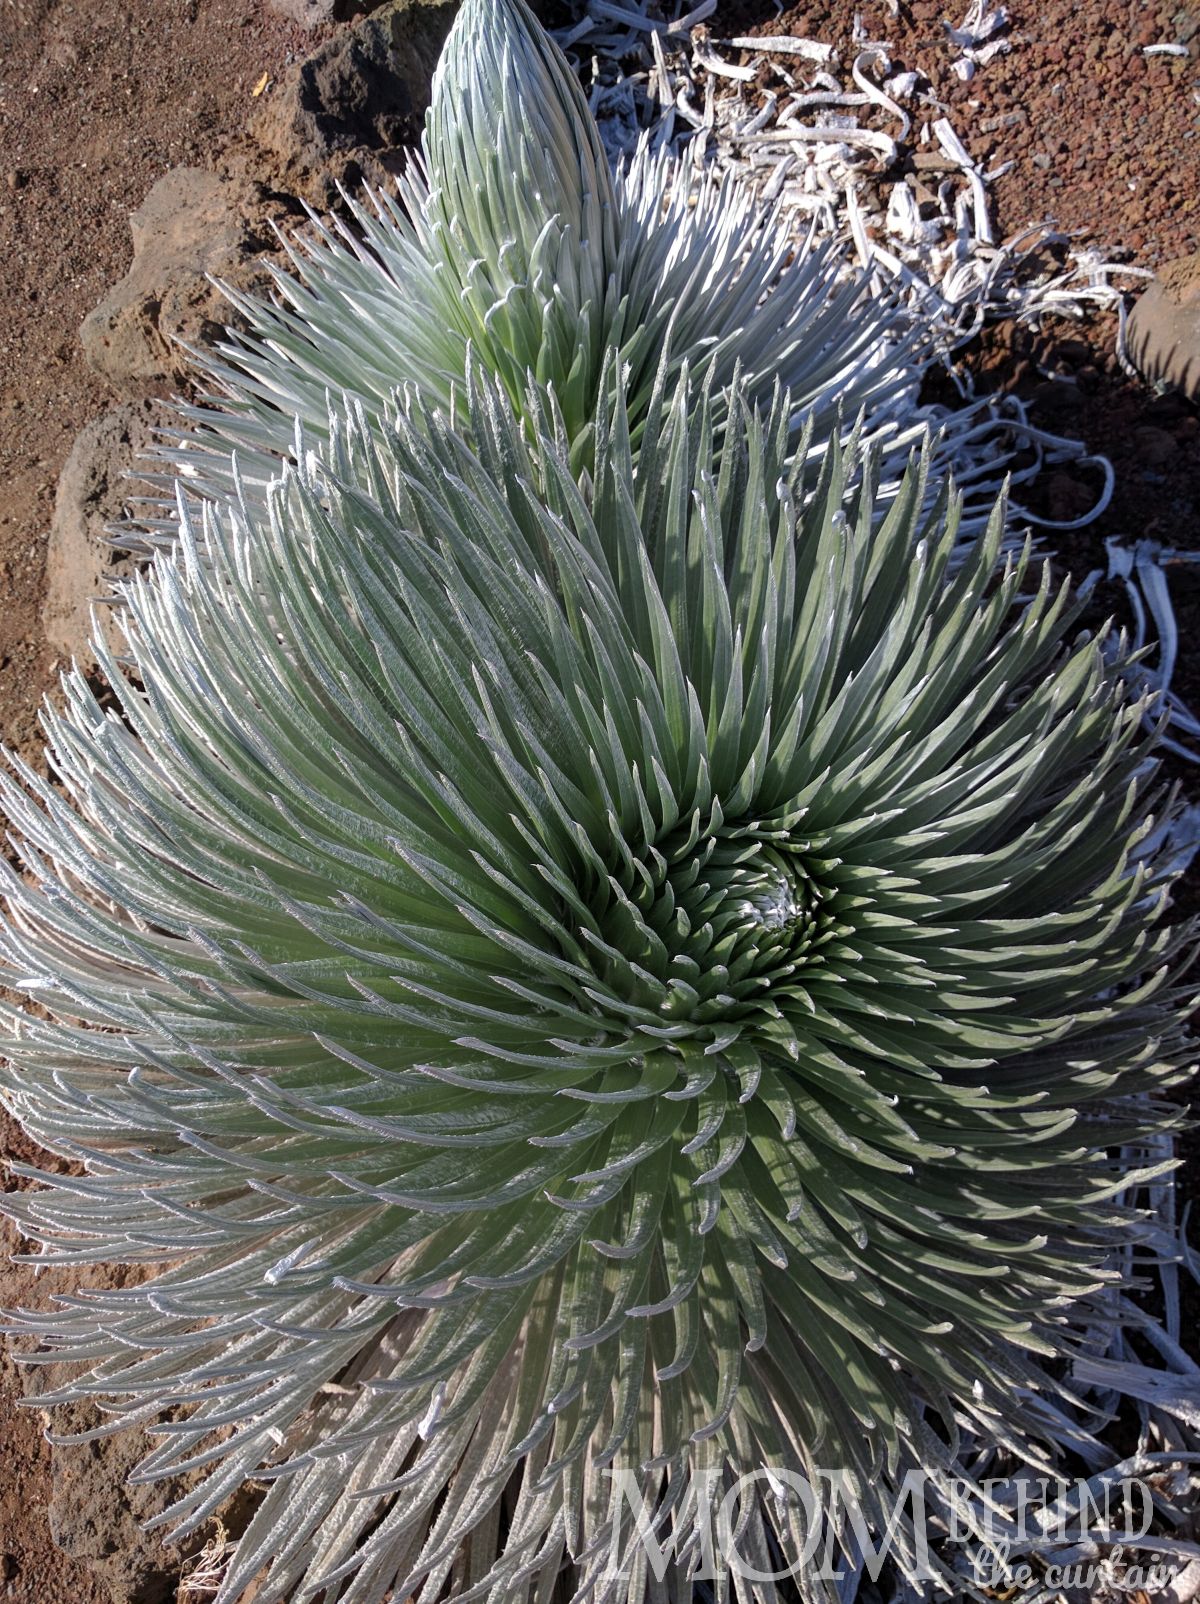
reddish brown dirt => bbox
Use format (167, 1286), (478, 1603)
(1, 0), (1199, 1598)
(0, 0), (328, 772)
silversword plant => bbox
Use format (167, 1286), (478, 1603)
(2, 362), (1194, 1602)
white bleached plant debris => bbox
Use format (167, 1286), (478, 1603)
(562, 0), (1148, 536)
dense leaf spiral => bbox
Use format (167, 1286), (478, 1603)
(2, 364), (1194, 1602)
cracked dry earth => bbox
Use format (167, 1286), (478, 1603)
(1, 0), (1199, 1599)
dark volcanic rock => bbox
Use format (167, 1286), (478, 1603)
(265, 0), (388, 25)
(250, 0), (459, 201)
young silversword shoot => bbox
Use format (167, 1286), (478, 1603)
(1, 362), (1194, 1603)
(163, 0), (1011, 533)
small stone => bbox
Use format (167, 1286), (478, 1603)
(1146, 391), (1191, 421)
(1055, 339), (1093, 364)
(1132, 425), (1178, 466)
(1044, 470), (1098, 523)
(1127, 253), (1200, 400)
(1032, 378), (1085, 418)
(910, 150), (959, 175)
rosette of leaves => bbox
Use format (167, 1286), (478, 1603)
(1, 363), (1193, 1603)
(165, 0), (967, 518)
